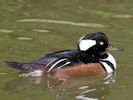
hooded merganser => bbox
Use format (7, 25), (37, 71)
(4, 32), (123, 78)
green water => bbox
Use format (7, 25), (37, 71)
(0, 0), (133, 100)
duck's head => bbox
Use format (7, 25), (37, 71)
(78, 32), (123, 55)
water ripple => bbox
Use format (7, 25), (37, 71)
(16, 37), (32, 40)
(17, 19), (105, 28)
(0, 72), (7, 75)
(0, 29), (14, 33)
(32, 29), (50, 33)
(112, 14), (133, 18)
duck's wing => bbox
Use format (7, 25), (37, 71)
(31, 50), (79, 73)
(45, 57), (73, 73)
(4, 50), (79, 73)
(45, 50), (78, 57)
(35, 50), (79, 65)
(4, 61), (40, 73)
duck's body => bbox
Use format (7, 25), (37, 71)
(5, 32), (122, 78)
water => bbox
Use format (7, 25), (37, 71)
(0, 0), (133, 100)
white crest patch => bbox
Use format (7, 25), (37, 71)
(79, 40), (96, 51)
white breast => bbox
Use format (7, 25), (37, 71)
(100, 53), (116, 73)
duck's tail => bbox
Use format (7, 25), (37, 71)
(4, 61), (33, 72)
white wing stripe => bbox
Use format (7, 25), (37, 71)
(47, 58), (68, 72)
(56, 62), (71, 69)
(45, 58), (57, 68)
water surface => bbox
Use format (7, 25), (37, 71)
(0, 0), (133, 100)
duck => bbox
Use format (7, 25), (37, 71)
(4, 32), (123, 78)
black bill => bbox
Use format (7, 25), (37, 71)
(107, 45), (124, 51)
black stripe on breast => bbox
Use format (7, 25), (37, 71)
(100, 60), (115, 71)
(99, 62), (107, 73)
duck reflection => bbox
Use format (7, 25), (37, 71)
(45, 73), (116, 100)
(5, 73), (115, 100)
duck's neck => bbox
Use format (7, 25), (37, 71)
(79, 51), (108, 63)
(96, 51), (108, 59)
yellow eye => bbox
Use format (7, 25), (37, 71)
(100, 41), (104, 45)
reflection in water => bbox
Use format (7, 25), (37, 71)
(46, 74), (115, 100)
(5, 73), (116, 100)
